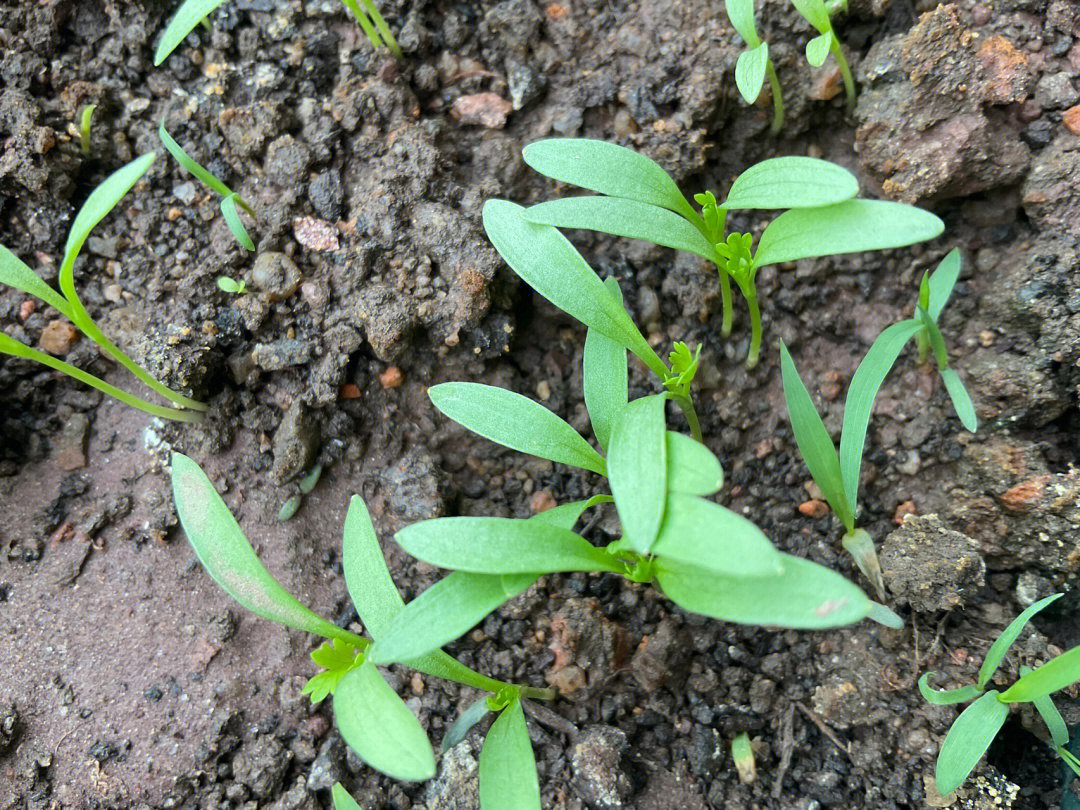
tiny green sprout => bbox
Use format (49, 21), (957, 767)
(216, 276), (246, 294)
(724, 0), (784, 134)
(159, 122), (255, 252)
(919, 593), (1080, 795)
(732, 732), (757, 784)
(791, 0), (856, 109)
(0, 153), (205, 422)
(277, 493), (302, 522)
(79, 104), (96, 158)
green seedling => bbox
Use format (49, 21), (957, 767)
(791, 0), (856, 109)
(159, 122), (255, 252)
(276, 465), (322, 522)
(79, 104), (96, 157)
(732, 732), (756, 784)
(779, 250), (976, 596)
(154, 0), (400, 66)
(725, 0), (784, 134)
(509, 139), (943, 367)
(216, 276), (246, 294)
(171, 452), (553, 805)
(919, 593), (1080, 794)
(0, 153), (205, 422)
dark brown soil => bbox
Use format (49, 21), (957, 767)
(2, 0), (1079, 808)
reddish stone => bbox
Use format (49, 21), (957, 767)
(451, 93), (512, 129)
(1000, 475), (1051, 513)
(1063, 105), (1080, 135)
(530, 490), (557, 514)
(798, 499), (830, 519)
(379, 366), (404, 389)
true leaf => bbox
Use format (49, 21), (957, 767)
(478, 696), (541, 810)
(0, 245), (73, 320)
(582, 277), (628, 451)
(665, 431), (723, 496)
(155, 0), (227, 65)
(806, 32), (833, 66)
(724, 0), (761, 45)
(220, 194), (255, 251)
(754, 200), (945, 268)
(331, 783), (362, 810)
(928, 249), (961, 323)
(171, 452), (361, 643)
(333, 659), (436, 782)
(934, 691), (1009, 795)
(1022, 667), (1070, 747)
(724, 157), (858, 210)
(941, 368), (978, 432)
(917, 673), (983, 705)
(999, 646), (1080, 703)
(735, 43), (769, 105)
(441, 697), (491, 753)
(651, 492), (782, 577)
(607, 396), (667, 553)
(428, 382), (606, 475)
(655, 552), (872, 629)
(977, 593), (1062, 690)
(791, 0), (831, 31)
(521, 139), (697, 221)
(780, 342), (854, 529)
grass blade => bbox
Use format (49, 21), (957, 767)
(724, 157), (858, 210)
(928, 248), (961, 323)
(159, 122), (245, 204)
(582, 278), (628, 450)
(479, 696), (541, 810)
(665, 431), (723, 496)
(917, 673), (983, 705)
(1023, 667), (1069, 747)
(941, 368), (978, 432)
(724, 0), (761, 45)
(331, 783), (362, 810)
(978, 596), (1063, 690)
(155, 0), (227, 65)
(220, 194), (255, 251)
(735, 43), (769, 105)
(429, 382), (606, 475)
(999, 646), (1080, 703)
(934, 691), (1009, 794)
(607, 396), (667, 553)
(0, 245), (74, 319)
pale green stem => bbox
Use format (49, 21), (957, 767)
(743, 281), (762, 369)
(765, 62), (784, 135)
(719, 269), (733, 335)
(830, 37), (856, 110)
(669, 393), (703, 443)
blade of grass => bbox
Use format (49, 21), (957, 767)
(999, 646), (1080, 703)
(918, 672), (983, 705)
(0, 245), (74, 320)
(977, 594), (1063, 690)
(928, 248), (961, 323)
(220, 194), (255, 251)
(155, 0), (227, 65)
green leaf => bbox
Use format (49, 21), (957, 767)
(483, 200), (668, 379)
(607, 396), (667, 553)
(665, 431), (723, 496)
(583, 278), (629, 451)
(160, 123), (253, 213)
(479, 696), (541, 810)
(735, 43), (769, 105)
(171, 452), (362, 643)
(0, 245), (74, 320)
(978, 594), (1063, 689)
(521, 139), (697, 221)
(302, 670), (344, 704)
(927, 249), (961, 323)
(806, 32), (833, 66)
(428, 382), (606, 475)
(395, 516), (624, 575)
(917, 307), (950, 370)
(155, 0), (227, 65)
(724, 157), (858, 211)
(441, 697), (492, 753)
(999, 646), (1080, 703)
(941, 368), (978, 432)
(1023, 667), (1070, 747)
(340, 0), (402, 58)
(724, 0), (761, 45)
(655, 552), (872, 629)
(779, 342), (854, 529)
(331, 783), (362, 810)
(652, 492), (782, 577)
(302, 637), (364, 703)
(754, 199), (945, 268)
(917, 672), (983, 705)
(333, 658), (436, 782)
(532, 497), (605, 531)
(791, 0), (831, 31)
(839, 318), (923, 510)
(934, 690), (1009, 795)
(524, 197), (721, 263)
(220, 194), (255, 251)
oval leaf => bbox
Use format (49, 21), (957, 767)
(806, 32), (833, 67)
(583, 278), (629, 451)
(977, 593), (1062, 690)
(999, 646), (1080, 703)
(665, 431), (723, 496)
(941, 368), (978, 432)
(934, 691), (1009, 795)
(724, 156), (858, 210)
(429, 382), (606, 475)
(334, 659), (436, 782)
(608, 396), (667, 553)
(735, 43), (769, 105)
(724, 0), (761, 45)
(155, 0), (227, 65)
(479, 696), (541, 810)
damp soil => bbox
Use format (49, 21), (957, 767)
(2, 0), (1080, 808)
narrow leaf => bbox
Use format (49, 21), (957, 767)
(656, 552), (872, 629)
(917, 307), (950, 369)
(607, 396), (667, 553)
(666, 431), (723, 496)
(0, 245), (74, 319)
(220, 194), (255, 251)
(583, 277), (628, 451)
(928, 248), (962, 323)
(724, 0), (761, 45)
(724, 156), (858, 210)
(735, 43), (769, 105)
(806, 32), (833, 67)
(941, 368), (978, 432)
(428, 382), (606, 475)
(331, 783), (362, 810)
(479, 696), (541, 810)
(1023, 667), (1069, 747)
(978, 594), (1062, 689)
(934, 691), (1009, 795)
(918, 673), (983, 705)
(155, 0), (227, 65)
(521, 139), (697, 220)
(159, 122), (238, 201)
(999, 646), (1080, 703)
(441, 697), (491, 753)
(333, 659), (436, 782)
(754, 199), (945, 268)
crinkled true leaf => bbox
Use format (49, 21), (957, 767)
(171, 452), (360, 643)
(934, 690), (1009, 795)
(395, 516), (624, 575)
(806, 32), (833, 66)
(791, 0), (830, 31)
(483, 200), (667, 378)
(302, 638), (363, 703)
(665, 431), (723, 496)
(917, 673), (983, 706)
(524, 197), (721, 263)
(441, 697), (491, 753)
(583, 277), (628, 451)
(0, 245), (73, 319)
(331, 783), (362, 810)
(839, 318), (923, 510)
(735, 43), (769, 105)
(155, 0), (227, 65)
(656, 552), (871, 629)
(999, 646), (1080, 703)
(220, 194), (255, 251)
(927, 248), (961, 323)
(521, 139), (697, 220)
(941, 368), (978, 432)
(651, 492), (782, 577)
(754, 200), (945, 268)
(780, 342), (853, 529)
(1022, 667), (1070, 747)
(607, 396), (667, 553)
(977, 594), (1062, 690)
(724, 157), (858, 210)
(479, 696), (540, 810)
(724, 0), (760, 45)
(333, 658), (436, 782)
(428, 382), (606, 475)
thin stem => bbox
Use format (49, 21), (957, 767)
(765, 62), (784, 135)
(915, 330), (930, 364)
(670, 393), (703, 443)
(830, 37), (856, 110)
(521, 685), (557, 701)
(719, 269), (733, 335)
(743, 281), (762, 369)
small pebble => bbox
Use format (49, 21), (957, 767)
(39, 320), (79, 355)
(798, 499), (829, 519)
(530, 490), (557, 513)
(451, 93), (512, 128)
(293, 217), (339, 252)
(379, 366), (404, 389)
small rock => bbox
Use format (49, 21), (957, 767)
(19, 300), (35, 321)
(808, 64), (843, 100)
(1034, 72), (1079, 111)
(0, 702), (18, 754)
(230, 736), (291, 800)
(630, 619), (685, 691)
(1062, 105), (1080, 134)
(306, 735), (345, 791)
(798, 499), (829, 519)
(380, 447), (446, 523)
(55, 413), (89, 471)
(293, 217), (339, 252)
(1000, 474), (1050, 513)
(880, 514), (985, 613)
(248, 252), (301, 301)
(530, 490), (557, 514)
(506, 60), (545, 109)
(264, 135), (312, 187)
(893, 500), (917, 524)
(547, 663), (587, 697)
(271, 403), (321, 484)
(378, 366), (403, 389)
(39, 320), (79, 355)
(86, 235), (118, 259)
(423, 743), (478, 810)
(451, 93), (512, 128)
(252, 338), (314, 371)
(570, 726), (632, 810)
(308, 170), (343, 220)
(173, 182), (197, 205)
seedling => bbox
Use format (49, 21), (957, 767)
(216, 276), (246, 294)
(171, 452), (553, 805)
(725, 0), (784, 134)
(732, 732), (756, 784)
(0, 153), (206, 422)
(779, 250), (976, 595)
(154, 0), (401, 66)
(159, 122), (255, 252)
(79, 104), (96, 157)
(791, 0), (856, 108)
(508, 139), (943, 367)
(919, 593), (1080, 794)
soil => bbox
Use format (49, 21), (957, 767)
(1, 0), (1079, 808)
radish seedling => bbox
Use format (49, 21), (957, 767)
(0, 153), (206, 422)
(216, 276), (246, 294)
(919, 593), (1080, 794)
(510, 139), (943, 367)
(725, 0), (784, 134)
(779, 250), (976, 596)
(791, 0), (856, 108)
